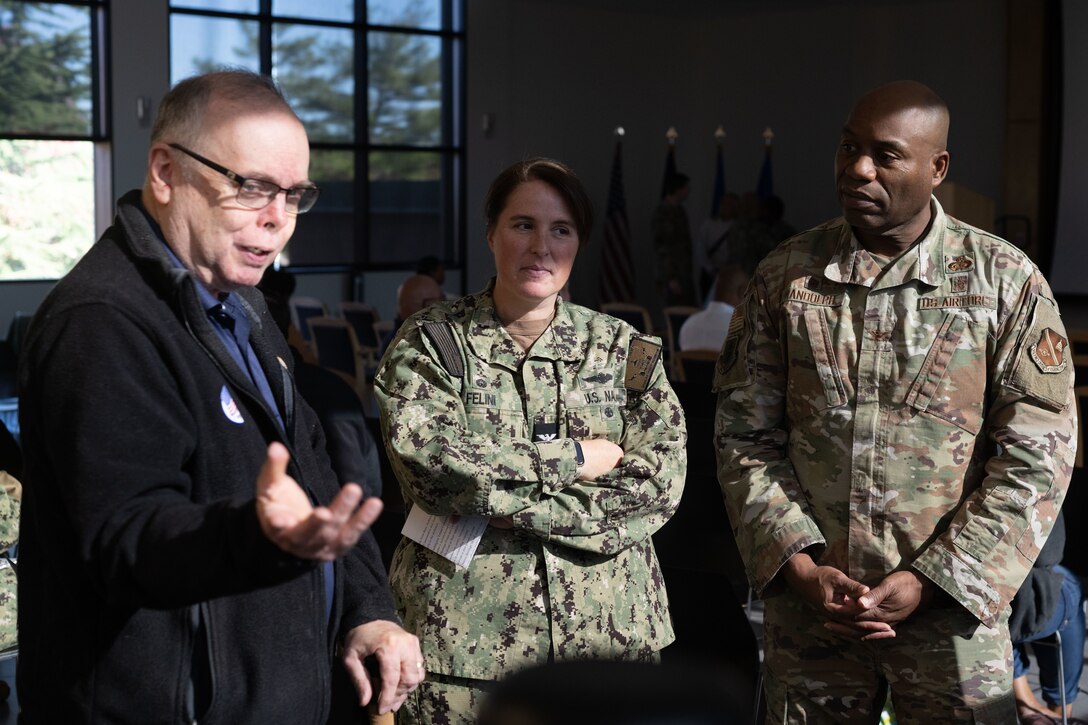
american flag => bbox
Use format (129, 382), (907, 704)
(599, 139), (636, 304)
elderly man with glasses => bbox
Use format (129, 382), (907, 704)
(16, 70), (423, 725)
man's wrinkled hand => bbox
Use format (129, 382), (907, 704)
(256, 442), (383, 560)
(342, 620), (424, 714)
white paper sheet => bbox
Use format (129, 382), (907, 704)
(400, 506), (487, 568)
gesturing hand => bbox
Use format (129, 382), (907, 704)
(256, 442), (384, 560)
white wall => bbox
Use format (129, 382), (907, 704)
(465, 0), (1008, 309)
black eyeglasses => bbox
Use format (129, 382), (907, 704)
(168, 143), (319, 215)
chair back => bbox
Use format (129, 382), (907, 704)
(290, 296), (328, 342)
(673, 349), (719, 386)
(601, 302), (653, 335)
(340, 302), (381, 348)
(663, 305), (700, 377)
(307, 317), (362, 382)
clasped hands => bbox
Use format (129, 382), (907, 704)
(782, 552), (934, 640)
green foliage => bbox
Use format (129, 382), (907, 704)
(181, 0), (442, 183)
(0, 2), (92, 135)
(0, 139), (95, 278)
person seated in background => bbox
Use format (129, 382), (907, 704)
(679, 265), (748, 352)
(378, 273), (443, 358)
(1010, 511), (1087, 724)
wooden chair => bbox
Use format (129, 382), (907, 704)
(663, 305), (701, 378)
(601, 302), (653, 335)
(672, 349), (719, 386)
(339, 301), (382, 365)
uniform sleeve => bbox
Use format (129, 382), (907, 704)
(910, 275), (1076, 626)
(713, 273), (826, 595)
(516, 353), (687, 555)
(375, 324), (687, 556)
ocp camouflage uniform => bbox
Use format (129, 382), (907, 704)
(714, 198), (1077, 723)
(376, 284), (686, 724)
(0, 471), (20, 652)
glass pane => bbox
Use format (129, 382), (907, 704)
(170, 15), (259, 86)
(170, 0), (258, 12)
(368, 150), (447, 264)
(367, 0), (441, 30)
(286, 149), (355, 265)
(0, 2), (93, 136)
(368, 31), (441, 146)
(0, 140), (95, 279)
(274, 24), (354, 144)
(273, 0), (352, 22)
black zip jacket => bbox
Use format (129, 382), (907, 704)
(16, 190), (396, 724)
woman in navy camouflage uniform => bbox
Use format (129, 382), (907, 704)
(375, 158), (687, 724)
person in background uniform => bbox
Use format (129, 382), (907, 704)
(714, 80), (1076, 722)
(695, 192), (740, 301)
(653, 172), (696, 306)
(723, 192), (777, 278)
(16, 70), (422, 724)
(375, 157), (687, 724)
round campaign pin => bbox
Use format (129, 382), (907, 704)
(220, 385), (245, 424)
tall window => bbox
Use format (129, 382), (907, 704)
(169, 0), (465, 270)
(0, 0), (106, 280)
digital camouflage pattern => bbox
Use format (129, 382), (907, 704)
(376, 285), (686, 693)
(0, 471), (19, 651)
(714, 198), (1075, 718)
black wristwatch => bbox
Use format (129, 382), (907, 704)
(572, 440), (585, 467)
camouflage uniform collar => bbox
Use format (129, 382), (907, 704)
(823, 196), (946, 290)
(466, 282), (581, 370)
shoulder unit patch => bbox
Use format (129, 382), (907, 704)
(1030, 328), (1068, 374)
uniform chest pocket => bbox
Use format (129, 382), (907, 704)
(565, 402), (624, 441)
(905, 312), (986, 434)
(466, 406), (527, 439)
(786, 307), (850, 422)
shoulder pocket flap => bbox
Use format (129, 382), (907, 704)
(1006, 297), (1072, 411)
